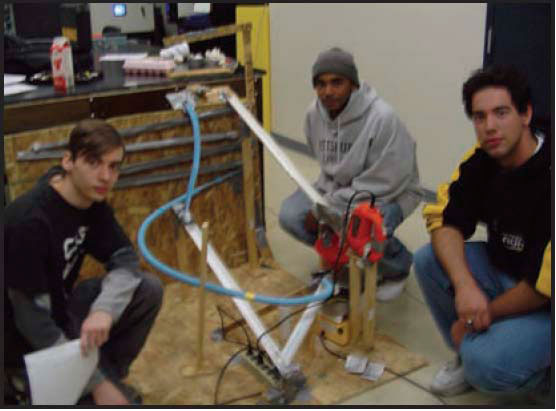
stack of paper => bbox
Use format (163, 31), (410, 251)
(4, 74), (37, 96)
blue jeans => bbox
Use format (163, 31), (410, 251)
(414, 242), (551, 394)
(279, 188), (412, 281)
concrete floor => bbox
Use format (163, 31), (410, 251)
(261, 146), (538, 407)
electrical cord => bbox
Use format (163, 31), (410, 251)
(218, 390), (262, 405)
(214, 346), (249, 405)
(317, 333), (447, 405)
(216, 304), (253, 349)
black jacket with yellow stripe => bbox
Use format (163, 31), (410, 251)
(423, 132), (551, 297)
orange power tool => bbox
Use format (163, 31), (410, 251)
(314, 201), (386, 269)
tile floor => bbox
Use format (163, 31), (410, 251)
(260, 146), (538, 407)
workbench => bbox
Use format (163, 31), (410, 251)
(4, 66), (264, 134)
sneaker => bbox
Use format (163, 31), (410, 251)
(376, 278), (406, 302)
(430, 356), (471, 396)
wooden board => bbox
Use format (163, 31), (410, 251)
(124, 262), (428, 405)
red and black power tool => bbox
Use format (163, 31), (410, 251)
(314, 201), (386, 269)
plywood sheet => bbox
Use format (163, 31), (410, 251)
(124, 264), (428, 405)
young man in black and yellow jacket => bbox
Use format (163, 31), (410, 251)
(413, 65), (551, 399)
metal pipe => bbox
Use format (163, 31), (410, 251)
(115, 161), (242, 189)
(120, 143), (241, 176)
(25, 107), (234, 153)
(17, 132), (239, 161)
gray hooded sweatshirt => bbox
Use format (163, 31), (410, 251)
(304, 82), (422, 217)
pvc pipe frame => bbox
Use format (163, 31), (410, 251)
(181, 213), (328, 375)
(137, 98), (334, 376)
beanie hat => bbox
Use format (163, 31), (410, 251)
(312, 47), (359, 87)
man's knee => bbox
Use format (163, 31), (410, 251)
(412, 243), (436, 280)
(460, 343), (531, 393)
(137, 272), (164, 311)
(278, 199), (297, 231)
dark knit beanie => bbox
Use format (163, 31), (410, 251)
(312, 47), (359, 87)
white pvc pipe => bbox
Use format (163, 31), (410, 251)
(224, 92), (328, 207)
(281, 281), (326, 366)
(180, 210), (292, 375)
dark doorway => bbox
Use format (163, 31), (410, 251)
(483, 3), (552, 134)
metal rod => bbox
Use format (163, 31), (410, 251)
(17, 132), (239, 162)
(120, 143), (241, 176)
(125, 131), (238, 153)
(25, 107), (234, 153)
(114, 161), (242, 189)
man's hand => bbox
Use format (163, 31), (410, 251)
(80, 310), (113, 355)
(454, 281), (491, 331)
(92, 379), (129, 405)
(450, 318), (472, 350)
(304, 211), (319, 235)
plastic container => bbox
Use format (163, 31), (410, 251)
(50, 36), (75, 92)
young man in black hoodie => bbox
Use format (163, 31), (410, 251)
(414, 65), (551, 400)
(5, 119), (164, 405)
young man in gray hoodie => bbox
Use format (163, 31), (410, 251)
(279, 47), (422, 301)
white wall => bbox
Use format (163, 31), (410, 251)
(89, 3), (154, 36)
(269, 3), (486, 190)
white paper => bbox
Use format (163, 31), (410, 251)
(345, 354), (368, 374)
(361, 361), (385, 381)
(4, 83), (37, 96)
(99, 53), (148, 61)
(4, 74), (27, 85)
(24, 339), (98, 405)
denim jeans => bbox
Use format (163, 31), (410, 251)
(279, 188), (412, 281)
(414, 242), (551, 394)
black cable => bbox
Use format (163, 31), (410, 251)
(218, 390), (262, 405)
(216, 304), (252, 349)
(317, 332), (447, 405)
(255, 301), (325, 353)
(214, 346), (248, 405)
(318, 331), (346, 359)
(384, 366), (447, 405)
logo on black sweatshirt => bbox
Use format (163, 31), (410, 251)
(501, 233), (525, 252)
(62, 226), (89, 279)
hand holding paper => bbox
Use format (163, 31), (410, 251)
(24, 339), (99, 405)
(80, 310), (113, 355)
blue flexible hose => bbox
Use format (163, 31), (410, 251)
(137, 101), (333, 305)
(182, 101), (201, 216)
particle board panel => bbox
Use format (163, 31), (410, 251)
(4, 101), (265, 284)
(124, 264), (428, 405)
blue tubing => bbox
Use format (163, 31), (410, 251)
(137, 102), (333, 305)
(182, 101), (201, 214)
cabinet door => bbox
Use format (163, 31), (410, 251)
(484, 3), (551, 132)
